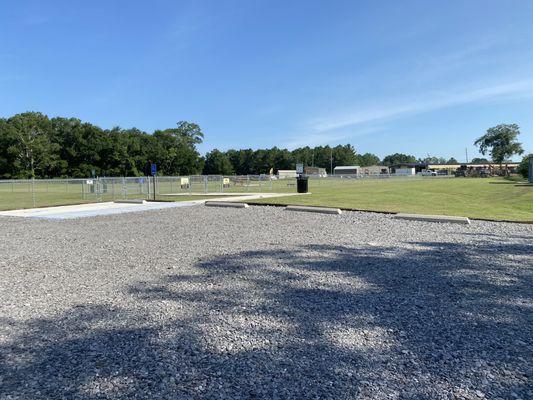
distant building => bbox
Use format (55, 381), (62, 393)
(304, 166), (327, 177)
(277, 170), (297, 179)
(333, 166), (359, 175)
(360, 165), (389, 175)
(390, 162), (520, 175)
(394, 167), (416, 176)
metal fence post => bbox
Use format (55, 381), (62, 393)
(81, 180), (84, 200)
(31, 177), (36, 207)
(204, 176), (207, 194)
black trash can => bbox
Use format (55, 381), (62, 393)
(296, 175), (309, 193)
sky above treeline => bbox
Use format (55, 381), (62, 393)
(1, 0), (532, 161)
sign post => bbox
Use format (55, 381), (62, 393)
(151, 163), (157, 201)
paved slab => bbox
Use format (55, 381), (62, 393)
(0, 193), (302, 220)
(0, 201), (200, 220)
(393, 213), (471, 224)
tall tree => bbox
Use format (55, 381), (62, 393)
(470, 157), (490, 164)
(355, 153), (380, 167)
(517, 154), (532, 179)
(382, 153), (417, 166)
(6, 112), (63, 178)
(474, 124), (524, 172)
(203, 149), (234, 175)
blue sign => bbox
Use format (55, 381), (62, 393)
(151, 163), (157, 176)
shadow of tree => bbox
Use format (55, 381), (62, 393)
(1, 240), (531, 399)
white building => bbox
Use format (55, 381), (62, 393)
(277, 170), (297, 179)
(333, 166), (360, 175)
(395, 167), (416, 175)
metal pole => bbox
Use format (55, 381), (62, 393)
(31, 177), (36, 207)
(204, 176), (207, 194)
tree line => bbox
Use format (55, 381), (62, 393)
(0, 112), (529, 178)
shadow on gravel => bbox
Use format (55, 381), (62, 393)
(1, 241), (531, 399)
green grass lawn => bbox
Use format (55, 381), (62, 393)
(1, 177), (531, 222)
(254, 177), (533, 222)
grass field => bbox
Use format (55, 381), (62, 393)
(1, 177), (531, 222)
(257, 177), (533, 222)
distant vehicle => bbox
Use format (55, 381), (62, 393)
(419, 170), (437, 176)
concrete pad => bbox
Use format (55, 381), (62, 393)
(114, 199), (146, 204)
(0, 201), (201, 220)
(0, 193), (308, 220)
(205, 201), (249, 208)
(393, 213), (470, 224)
(285, 205), (342, 215)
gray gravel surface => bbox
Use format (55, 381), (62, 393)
(0, 205), (532, 399)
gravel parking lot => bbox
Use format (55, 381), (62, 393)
(0, 205), (532, 399)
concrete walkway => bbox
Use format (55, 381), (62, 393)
(0, 193), (303, 220)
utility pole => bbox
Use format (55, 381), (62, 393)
(465, 148), (469, 163)
(330, 147), (333, 174)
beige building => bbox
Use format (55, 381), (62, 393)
(304, 166), (327, 176)
(360, 165), (389, 175)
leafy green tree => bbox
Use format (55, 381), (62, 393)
(152, 122), (204, 176)
(474, 124), (524, 169)
(382, 153), (417, 166)
(356, 153), (380, 167)
(203, 149), (234, 175)
(420, 156), (447, 164)
(331, 144), (357, 168)
(517, 154), (532, 179)
(447, 157), (458, 164)
(470, 157), (490, 164)
(6, 112), (63, 178)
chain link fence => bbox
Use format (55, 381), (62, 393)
(0, 175), (278, 211)
(0, 173), (451, 211)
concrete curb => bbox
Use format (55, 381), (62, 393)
(205, 201), (249, 208)
(285, 205), (342, 215)
(393, 213), (470, 224)
(114, 199), (146, 204)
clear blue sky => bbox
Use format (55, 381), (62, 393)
(1, 0), (532, 161)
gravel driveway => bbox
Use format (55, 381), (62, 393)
(0, 205), (532, 399)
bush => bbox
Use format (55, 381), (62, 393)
(517, 154), (532, 178)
